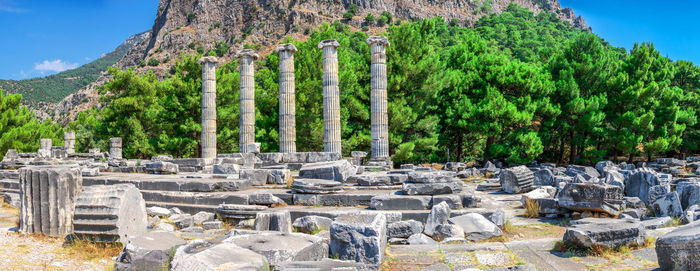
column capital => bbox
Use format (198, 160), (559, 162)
(317, 39), (340, 49)
(367, 36), (390, 47)
(276, 43), (298, 54)
(198, 56), (219, 65)
(237, 49), (260, 60)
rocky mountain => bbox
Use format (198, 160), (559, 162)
(49, 0), (588, 123)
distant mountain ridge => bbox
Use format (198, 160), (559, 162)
(4, 0), (587, 123)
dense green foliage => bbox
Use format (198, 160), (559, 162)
(0, 38), (133, 105)
(0, 90), (63, 160)
(63, 5), (700, 165)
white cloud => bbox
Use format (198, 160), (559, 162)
(0, 0), (27, 13)
(34, 59), (79, 73)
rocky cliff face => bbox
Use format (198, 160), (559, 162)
(54, 0), (587, 123)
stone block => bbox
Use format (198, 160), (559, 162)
(563, 220), (646, 248)
(171, 240), (269, 271)
(330, 213), (387, 266)
(387, 220), (424, 239)
(277, 258), (366, 271)
(625, 168), (660, 204)
(655, 221), (700, 271)
(19, 166), (82, 237)
(192, 211), (215, 225)
(144, 161), (178, 174)
(370, 195), (431, 210)
(212, 164), (240, 174)
(216, 204), (268, 220)
(254, 210), (292, 233)
(651, 192), (683, 218)
(402, 182), (463, 195)
(292, 178), (343, 194)
(240, 169), (270, 186)
(557, 182), (624, 216)
(424, 202), (451, 237)
(299, 160), (356, 182)
(431, 194), (463, 209)
(73, 184), (148, 243)
(449, 213), (502, 241)
(226, 232), (327, 266)
(293, 215), (333, 234)
(114, 231), (186, 271)
(500, 166), (535, 194)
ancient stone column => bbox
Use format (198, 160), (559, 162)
(64, 132), (76, 154)
(276, 44), (298, 153)
(238, 49), (260, 153)
(367, 36), (390, 159)
(318, 40), (342, 154)
(19, 166), (82, 237)
(109, 137), (122, 160)
(198, 56), (219, 159)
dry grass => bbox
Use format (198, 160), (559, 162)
(554, 236), (656, 260)
(63, 238), (123, 262)
(524, 200), (540, 218)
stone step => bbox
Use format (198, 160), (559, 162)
(146, 201), (219, 214)
(0, 179), (18, 190)
(83, 173), (252, 192)
(140, 190), (249, 206)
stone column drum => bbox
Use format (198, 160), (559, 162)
(277, 44), (298, 153)
(38, 138), (52, 158)
(199, 56), (219, 159)
(318, 40), (342, 154)
(367, 36), (390, 159)
(238, 49), (260, 153)
(19, 166), (82, 237)
(64, 132), (76, 154)
(110, 137), (122, 159)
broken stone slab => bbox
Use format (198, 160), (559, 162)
(387, 220), (424, 239)
(563, 220), (646, 248)
(146, 206), (171, 217)
(432, 194), (463, 209)
(330, 213), (387, 266)
(448, 213), (502, 241)
(202, 221), (223, 230)
(533, 168), (555, 186)
(240, 169), (272, 186)
(557, 182), (624, 216)
(603, 169), (625, 188)
(520, 186), (555, 205)
(625, 168), (660, 204)
(170, 240), (269, 271)
(216, 204), (268, 220)
(292, 215), (333, 234)
(566, 165), (601, 179)
(402, 182), (463, 195)
(212, 163), (240, 174)
(299, 160), (357, 182)
(407, 171), (456, 183)
(655, 220), (700, 271)
(144, 161), (179, 174)
(114, 231), (186, 271)
(651, 192), (683, 218)
(249, 193), (285, 206)
(169, 214), (194, 229)
(677, 181), (700, 210)
(648, 184), (671, 204)
(489, 208), (506, 228)
(19, 166), (82, 237)
(500, 166), (535, 194)
(641, 216), (673, 229)
(291, 178), (343, 194)
(254, 210), (292, 233)
(408, 233), (437, 244)
(192, 211), (215, 225)
(433, 224), (465, 242)
(73, 184), (148, 243)
(226, 231), (327, 266)
(424, 202), (451, 237)
(277, 258), (367, 271)
(595, 161), (617, 175)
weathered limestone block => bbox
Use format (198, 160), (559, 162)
(109, 137), (123, 159)
(625, 168), (660, 203)
(330, 213), (387, 266)
(651, 192), (683, 218)
(114, 231), (186, 271)
(387, 220), (423, 239)
(655, 221), (700, 271)
(277, 259), (366, 271)
(563, 220), (646, 248)
(144, 161), (179, 174)
(424, 201), (450, 237)
(499, 166), (535, 194)
(433, 224), (465, 242)
(291, 178), (343, 194)
(448, 213), (503, 241)
(677, 181), (700, 210)
(648, 184), (671, 204)
(171, 240), (269, 271)
(533, 168), (555, 186)
(298, 160), (357, 182)
(293, 215), (333, 234)
(216, 204), (268, 220)
(212, 163), (240, 174)
(566, 165), (600, 179)
(226, 232), (327, 267)
(73, 184), (148, 243)
(198, 56), (219, 159)
(19, 166), (82, 237)
(557, 182), (624, 216)
(318, 40), (342, 154)
(249, 193), (285, 206)
(370, 195), (431, 210)
(237, 49), (260, 153)
(402, 182), (463, 195)
(254, 210), (292, 233)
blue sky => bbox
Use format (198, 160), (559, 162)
(0, 1), (698, 80)
(0, 0), (158, 80)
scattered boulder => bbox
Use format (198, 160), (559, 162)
(424, 202), (451, 237)
(114, 231), (186, 271)
(387, 220), (424, 239)
(292, 215), (333, 234)
(170, 214), (194, 229)
(170, 240), (269, 271)
(557, 182), (624, 216)
(595, 161), (616, 175)
(499, 166), (535, 194)
(655, 221), (700, 271)
(449, 213), (502, 241)
(677, 181), (700, 210)
(330, 213), (387, 266)
(433, 224), (465, 242)
(226, 232), (327, 266)
(489, 208), (506, 228)
(563, 220), (645, 248)
(566, 165), (600, 179)
(683, 204), (700, 224)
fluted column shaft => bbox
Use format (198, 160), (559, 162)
(238, 49), (260, 153)
(277, 44), (298, 153)
(198, 56), (219, 159)
(63, 132), (76, 154)
(367, 36), (390, 159)
(318, 40), (342, 154)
